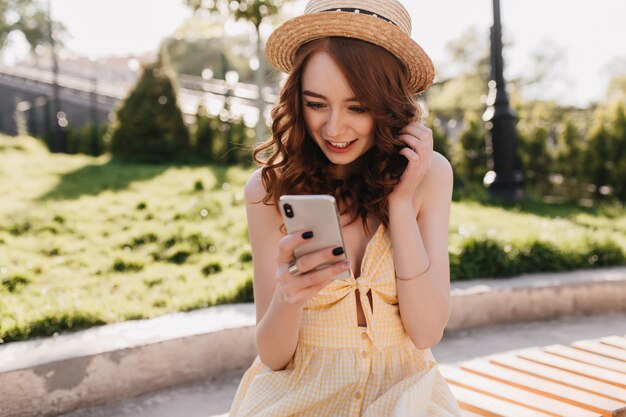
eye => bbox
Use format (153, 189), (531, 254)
(349, 106), (368, 114)
(305, 102), (325, 110)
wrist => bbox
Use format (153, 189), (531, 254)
(387, 198), (414, 216)
(275, 285), (305, 309)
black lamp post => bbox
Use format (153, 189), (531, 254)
(482, 0), (524, 203)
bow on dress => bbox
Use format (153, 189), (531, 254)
(304, 224), (398, 350)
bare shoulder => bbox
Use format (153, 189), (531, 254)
(428, 151), (453, 183)
(244, 168), (266, 203)
(414, 151), (453, 212)
(244, 168), (282, 229)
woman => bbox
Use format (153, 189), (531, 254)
(230, 0), (461, 415)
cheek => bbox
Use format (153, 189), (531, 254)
(303, 111), (319, 133)
(360, 119), (375, 139)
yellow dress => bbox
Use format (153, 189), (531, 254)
(229, 224), (461, 416)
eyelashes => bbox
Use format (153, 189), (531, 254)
(304, 102), (368, 114)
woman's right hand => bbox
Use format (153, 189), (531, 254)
(275, 231), (350, 306)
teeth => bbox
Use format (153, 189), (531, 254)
(329, 141), (353, 148)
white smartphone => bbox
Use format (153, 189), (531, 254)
(279, 194), (350, 280)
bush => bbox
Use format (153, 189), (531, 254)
(453, 114), (489, 188)
(194, 105), (218, 161)
(65, 122), (109, 156)
(582, 104), (626, 201)
(451, 236), (626, 281)
(108, 55), (191, 163)
(0, 311), (106, 343)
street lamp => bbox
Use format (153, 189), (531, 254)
(482, 0), (524, 203)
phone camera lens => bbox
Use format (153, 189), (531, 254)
(283, 204), (294, 218)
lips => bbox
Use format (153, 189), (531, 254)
(325, 139), (358, 153)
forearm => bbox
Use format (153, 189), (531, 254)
(255, 285), (303, 371)
(388, 201), (450, 349)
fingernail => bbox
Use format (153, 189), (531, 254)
(302, 231), (314, 239)
(332, 247), (344, 256)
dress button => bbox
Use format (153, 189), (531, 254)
(354, 390), (362, 400)
(361, 350), (368, 358)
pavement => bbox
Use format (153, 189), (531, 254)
(1, 267), (625, 417)
(58, 311), (626, 417)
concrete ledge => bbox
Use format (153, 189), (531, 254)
(0, 305), (256, 417)
(447, 267), (626, 330)
(1, 267), (625, 417)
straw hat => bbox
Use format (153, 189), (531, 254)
(265, 0), (435, 94)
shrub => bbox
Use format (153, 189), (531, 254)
(66, 122), (108, 156)
(109, 55), (190, 163)
(0, 311), (106, 343)
(451, 238), (509, 280)
(450, 236), (626, 281)
(453, 114), (488, 188)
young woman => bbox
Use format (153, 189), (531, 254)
(230, 0), (461, 415)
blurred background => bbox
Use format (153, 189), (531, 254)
(0, 0), (625, 343)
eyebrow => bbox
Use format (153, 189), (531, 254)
(302, 90), (359, 102)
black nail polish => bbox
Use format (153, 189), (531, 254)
(332, 247), (344, 256)
(302, 231), (314, 239)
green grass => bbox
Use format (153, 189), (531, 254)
(0, 135), (252, 343)
(0, 134), (624, 343)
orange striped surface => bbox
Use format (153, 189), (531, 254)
(441, 335), (626, 417)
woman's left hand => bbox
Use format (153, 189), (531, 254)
(388, 122), (433, 205)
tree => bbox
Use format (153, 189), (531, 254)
(554, 116), (585, 199)
(0, 0), (63, 51)
(109, 55), (190, 163)
(184, 0), (296, 143)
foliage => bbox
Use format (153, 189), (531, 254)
(450, 236), (626, 280)
(184, 0), (293, 28)
(108, 56), (191, 163)
(428, 117), (450, 162)
(194, 105), (216, 161)
(453, 113), (488, 188)
(517, 124), (552, 195)
(583, 104), (626, 201)
(64, 122), (108, 156)
(2, 134), (626, 342)
(192, 105), (255, 165)
(161, 34), (279, 83)
(0, 0), (52, 50)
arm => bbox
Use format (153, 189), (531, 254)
(245, 169), (350, 370)
(389, 152), (453, 349)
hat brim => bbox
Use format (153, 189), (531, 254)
(265, 12), (434, 95)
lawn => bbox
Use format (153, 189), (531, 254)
(1, 135), (624, 343)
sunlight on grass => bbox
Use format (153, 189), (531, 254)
(0, 134), (624, 342)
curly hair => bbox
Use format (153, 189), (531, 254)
(254, 37), (421, 231)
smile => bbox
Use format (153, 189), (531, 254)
(326, 139), (358, 152)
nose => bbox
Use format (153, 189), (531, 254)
(324, 109), (346, 139)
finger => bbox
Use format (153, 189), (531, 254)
(282, 260), (350, 291)
(276, 230), (314, 264)
(293, 245), (346, 275)
(283, 261), (350, 301)
(399, 124), (432, 146)
(399, 147), (419, 162)
(398, 133), (428, 152)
